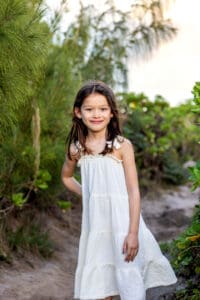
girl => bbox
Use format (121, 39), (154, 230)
(61, 80), (177, 300)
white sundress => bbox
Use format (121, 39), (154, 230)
(73, 137), (177, 300)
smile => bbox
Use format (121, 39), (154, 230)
(90, 120), (103, 124)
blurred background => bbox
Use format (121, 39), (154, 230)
(47, 0), (200, 106)
(0, 1), (200, 299)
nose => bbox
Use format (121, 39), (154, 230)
(93, 109), (100, 118)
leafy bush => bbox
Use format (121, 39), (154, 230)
(120, 92), (200, 186)
(189, 161), (200, 192)
(7, 222), (54, 258)
(164, 82), (200, 299)
(174, 206), (199, 274)
(0, 0), (49, 141)
(166, 200), (199, 299)
(57, 200), (72, 212)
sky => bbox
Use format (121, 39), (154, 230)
(46, 0), (200, 106)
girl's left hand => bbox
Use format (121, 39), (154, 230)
(122, 233), (139, 262)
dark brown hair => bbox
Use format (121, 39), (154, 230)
(66, 80), (122, 159)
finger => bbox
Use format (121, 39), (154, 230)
(126, 248), (138, 262)
(125, 247), (132, 262)
(128, 245), (133, 255)
(130, 248), (134, 258)
(124, 248), (130, 261)
(125, 254), (130, 262)
(125, 251), (131, 262)
(127, 249), (134, 262)
(122, 240), (127, 254)
(131, 248), (139, 261)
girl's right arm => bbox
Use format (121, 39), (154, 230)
(61, 144), (82, 197)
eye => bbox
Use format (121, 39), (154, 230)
(85, 108), (92, 111)
(101, 108), (108, 111)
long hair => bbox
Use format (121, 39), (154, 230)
(66, 80), (122, 159)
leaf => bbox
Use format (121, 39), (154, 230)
(36, 182), (48, 190)
(187, 234), (200, 242)
(195, 266), (200, 274)
(57, 200), (71, 210)
(11, 192), (27, 207)
(177, 242), (187, 250)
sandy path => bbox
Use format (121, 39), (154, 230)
(0, 184), (199, 300)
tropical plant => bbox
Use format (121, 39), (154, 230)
(167, 82), (200, 299)
(0, 0), (49, 142)
(120, 92), (199, 185)
(63, 0), (177, 90)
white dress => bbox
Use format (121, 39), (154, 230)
(74, 138), (177, 300)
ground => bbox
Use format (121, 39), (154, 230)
(0, 183), (199, 300)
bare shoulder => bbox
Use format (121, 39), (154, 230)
(70, 142), (78, 155)
(117, 136), (134, 153)
(119, 137), (138, 180)
(67, 142), (80, 162)
(113, 135), (135, 161)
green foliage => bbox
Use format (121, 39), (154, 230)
(173, 206), (200, 273)
(57, 200), (71, 211)
(0, 222), (11, 263)
(175, 287), (200, 300)
(0, 0), (49, 140)
(35, 170), (52, 191)
(63, 0), (177, 90)
(188, 161), (200, 192)
(165, 82), (200, 298)
(11, 193), (26, 208)
(121, 92), (199, 185)
(192, 82), (200, 115)
(162, 151), (188, 184)
(7, 222), (54, 258)
(169, 202), (200, 299)
(164, 201), (200, 298)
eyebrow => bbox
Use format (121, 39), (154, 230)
(82, 104), (110, 108)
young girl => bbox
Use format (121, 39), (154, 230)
(61, 80), (177, 300)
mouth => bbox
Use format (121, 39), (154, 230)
(90, 120), (103, 124)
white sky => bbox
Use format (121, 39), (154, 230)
(46, 0), (200, 106)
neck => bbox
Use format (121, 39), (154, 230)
(87, 129), (108, 142)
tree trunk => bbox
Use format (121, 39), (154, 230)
(32, 98), (40, 182)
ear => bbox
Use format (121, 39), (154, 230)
(74, 107), (82, 119)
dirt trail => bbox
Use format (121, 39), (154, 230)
(0, 184), (199, 300)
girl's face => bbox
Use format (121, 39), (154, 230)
(75, 93), (113, 134)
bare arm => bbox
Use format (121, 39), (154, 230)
(121, 139), (141, 262)
(122, 139), (140, 234)
(61, 145), (82, 197)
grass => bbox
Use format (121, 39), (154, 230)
(7, 222), (54, 258)
(0, 203), (55, 262)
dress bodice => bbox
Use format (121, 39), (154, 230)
(77, 152), (128, 197)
